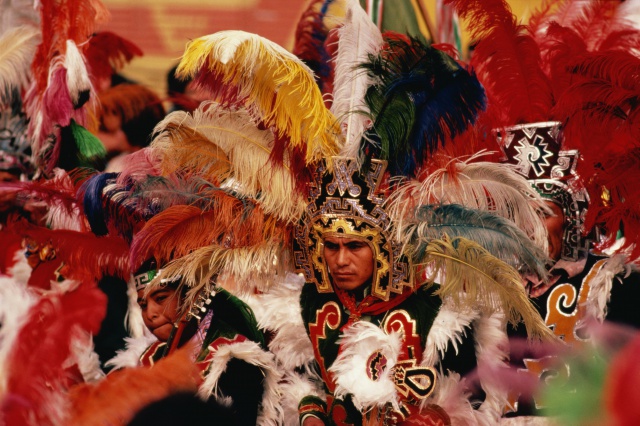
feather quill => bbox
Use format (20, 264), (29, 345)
(330, 0), (384, 157)
(415, 235), (554, 341)
(0, 26), (40, 105)
(175, 30), (342, 164)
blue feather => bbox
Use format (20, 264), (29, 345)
(406, 203), (549, 279)
(361, 36), (486, 177)
(82, 172), (118, 236)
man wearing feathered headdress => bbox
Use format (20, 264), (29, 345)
(442, 0), (640, 421)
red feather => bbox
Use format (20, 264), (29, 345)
(582, 150), (640, 260)
(2, 283), (107, 426)
(129, 199), (287, 270)
(446, 0), (553, 126)
(15, 221), (131, 281)
(553, 50), (640, 155)
(115, 148), (163, 187)
(66, 345), (199, 426)
(84, 31), (143, 88)
(605, 331), (640, 426)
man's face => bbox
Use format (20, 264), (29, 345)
(137, 286), (180, 341)
(323, 235), (374, 292)
(543, 200), (565, 262)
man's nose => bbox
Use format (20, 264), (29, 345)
(146, 302), (160, 320)
(335, 247), (350, 266)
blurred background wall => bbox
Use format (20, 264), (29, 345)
(98, 0), (544, 99)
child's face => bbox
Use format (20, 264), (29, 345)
(137, 286), (181, 341)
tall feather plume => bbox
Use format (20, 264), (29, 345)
(2, 281), (107, 426)
(292, 0), (339, 99)
(399, 204), (550, 280)
(175, 30), (342, 164)
(330, 0), (384, 158)
(414, 235), (554, 341)
(553, 49), (640, 157)
(360, 34), (486, 177)
(446, 0), (553, 126)
(387, 159), (551, 250)
(151, 103), (308, 222)
(26, 0), (109, 173)
(560, 1), (621, 52)
(64, 40), (92, 108)
(0, 26), (40, 105)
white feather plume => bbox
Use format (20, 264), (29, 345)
(0, 276), (36, 394)
(472, 312), (510, 425)
(387, 159), (551, 252)
(329, 320), (402, 411)
(104, 333), (158, 371)
(583, 255), (636, 322)
(0, 25), (40, 104)
(151, 103), (307, 223)
(64, 39), (92, 107)
(242, 273), (315, 371)
(331, 0), (383, 157)
(422, 298), (478, 367)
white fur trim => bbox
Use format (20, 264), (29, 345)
(472, 312), (510, 426)
(6, 249), (31, 286)
(125, 274), (147, 338)
(422, 297), (478, 367)
(104, 332), (158, 370)
(197, 339), (284, 426)
(329, 320), (402, 411)
(430, 372), (476, 426)
(0, 276), (35, 394)
(68, 330), (104, 383)
(279, 370), (325, 426)
(500, 416), (557, 425)
(243, 273), (315, 370)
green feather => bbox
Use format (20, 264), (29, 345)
(70, 120), (106, 160)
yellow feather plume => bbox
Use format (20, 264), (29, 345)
(415, 235), (555, 342)
(176, 30), (342, 163)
